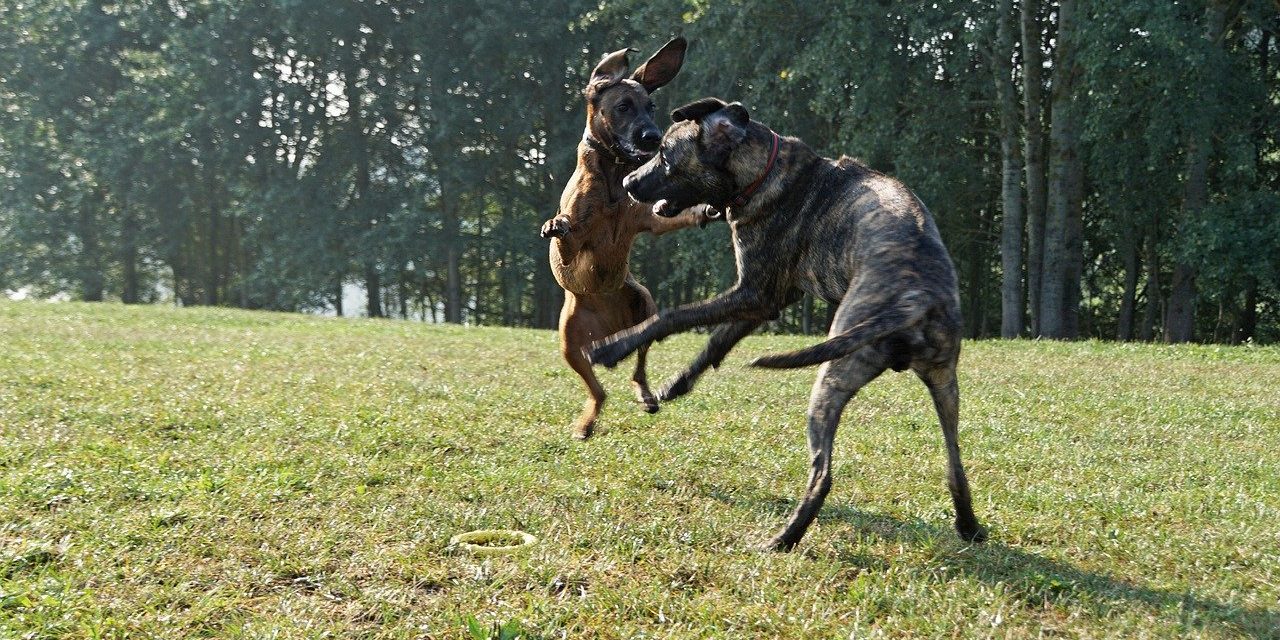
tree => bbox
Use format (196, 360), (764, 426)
(993, 0), (1025, 337)
(1039, 0), (1084, 339)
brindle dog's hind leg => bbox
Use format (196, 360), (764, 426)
(763, 347), (888, 551)
(918, 364), (987, 542)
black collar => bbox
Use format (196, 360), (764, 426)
(583, 133), (636, 167)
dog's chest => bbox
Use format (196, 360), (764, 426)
(734, 217), (856, 304)
(549, 208), (638, 294)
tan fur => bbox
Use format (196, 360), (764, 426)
(542, 71), (705, 440)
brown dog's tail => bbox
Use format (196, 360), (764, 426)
(750, 291), (931, 369)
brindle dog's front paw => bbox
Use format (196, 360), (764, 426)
(957, 520), (988, 543)
(658, 374), (693, 402)
(757, 535), (798, 553)
(540, 218), (569, 239)
(587, 338), (631, 369)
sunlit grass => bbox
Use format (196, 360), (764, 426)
(1, 301), (1277, 638)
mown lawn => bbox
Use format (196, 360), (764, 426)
(0, 301), (1277, 639)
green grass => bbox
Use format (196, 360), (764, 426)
(1, 301), (1278, 639)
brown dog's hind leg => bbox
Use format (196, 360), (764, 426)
(624, 277), (659, 414)
(919, 365), (987, 542)
(562, 337), (606, 440)
(763, 348), (887, 551)
(560, 298), (608, 440)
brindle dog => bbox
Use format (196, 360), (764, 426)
(588, 98), (988, 551)
(540, 38), (711, 440)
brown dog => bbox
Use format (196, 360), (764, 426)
(540, 38), (710, 440)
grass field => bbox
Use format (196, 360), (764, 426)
(1, 301), (1278, 639)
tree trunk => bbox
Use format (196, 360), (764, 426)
(1116, 237), (1139, 341)
(1062, 146), (1085, 337)
(472, 204), (486, 325)
(78, 194), (105, 302)
(364, 266), (383, 318)
(1038, 0), (1080, 339)
(204, 169), (220, 306)
(344, 52), (382, 319)
(1165, 136), (1210, 343)
(399, 268), (410, 319)
(1164, 263), (1197, 343)
(1165, 2), (1228, 344)
(1021, 0), (1048, 336)
(967, 205), (987, 339)
(1140, 220), (1161, 342)
(334, 279), (344, 317)
(995, 0), (1025, 338)
(1234, 276), (1258, 344)
(442, 194), (463, 324)
(121, 198), (140, 304)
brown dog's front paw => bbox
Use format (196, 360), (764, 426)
(695, 204), (723, 228)
(540, 218), (570, 239)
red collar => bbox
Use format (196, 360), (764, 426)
(731, 131), (780, 208)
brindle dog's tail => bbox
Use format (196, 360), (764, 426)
(749, 291), (931, 369)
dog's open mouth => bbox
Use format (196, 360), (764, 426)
(616, 140), (654, 165)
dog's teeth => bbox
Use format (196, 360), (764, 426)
(652, 200), (668, 215)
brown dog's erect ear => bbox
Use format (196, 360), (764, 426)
(630, 36), (687, 94)
(671, 97), (729, 123)
(589, 47), (635, 93)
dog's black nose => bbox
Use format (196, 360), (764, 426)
(637, 129), (661, 150)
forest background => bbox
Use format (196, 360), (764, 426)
(2, 0), (1277, 344)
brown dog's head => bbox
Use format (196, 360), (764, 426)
(623, 97), (752, 216)
(584, 37), (687, 164)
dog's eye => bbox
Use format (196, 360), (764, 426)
(616, 103), (630, 114)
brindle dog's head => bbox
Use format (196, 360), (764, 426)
(623, 97), (752, 216)
(584, 37), (687, 163)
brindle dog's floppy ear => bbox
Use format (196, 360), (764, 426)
(588, 47), (635, 94)
(703, 102), (750, 165)
(671, 97), (728, 123)
(723, 102), (750, 127)
(631, 36), (687, 94)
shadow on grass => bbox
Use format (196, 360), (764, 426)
(694, 481), (1276, 636)
(813, 504), (1280, 638)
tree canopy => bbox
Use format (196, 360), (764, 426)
(2, 0), (1277, 343)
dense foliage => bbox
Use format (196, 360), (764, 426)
(1, 1), (1277, 342)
